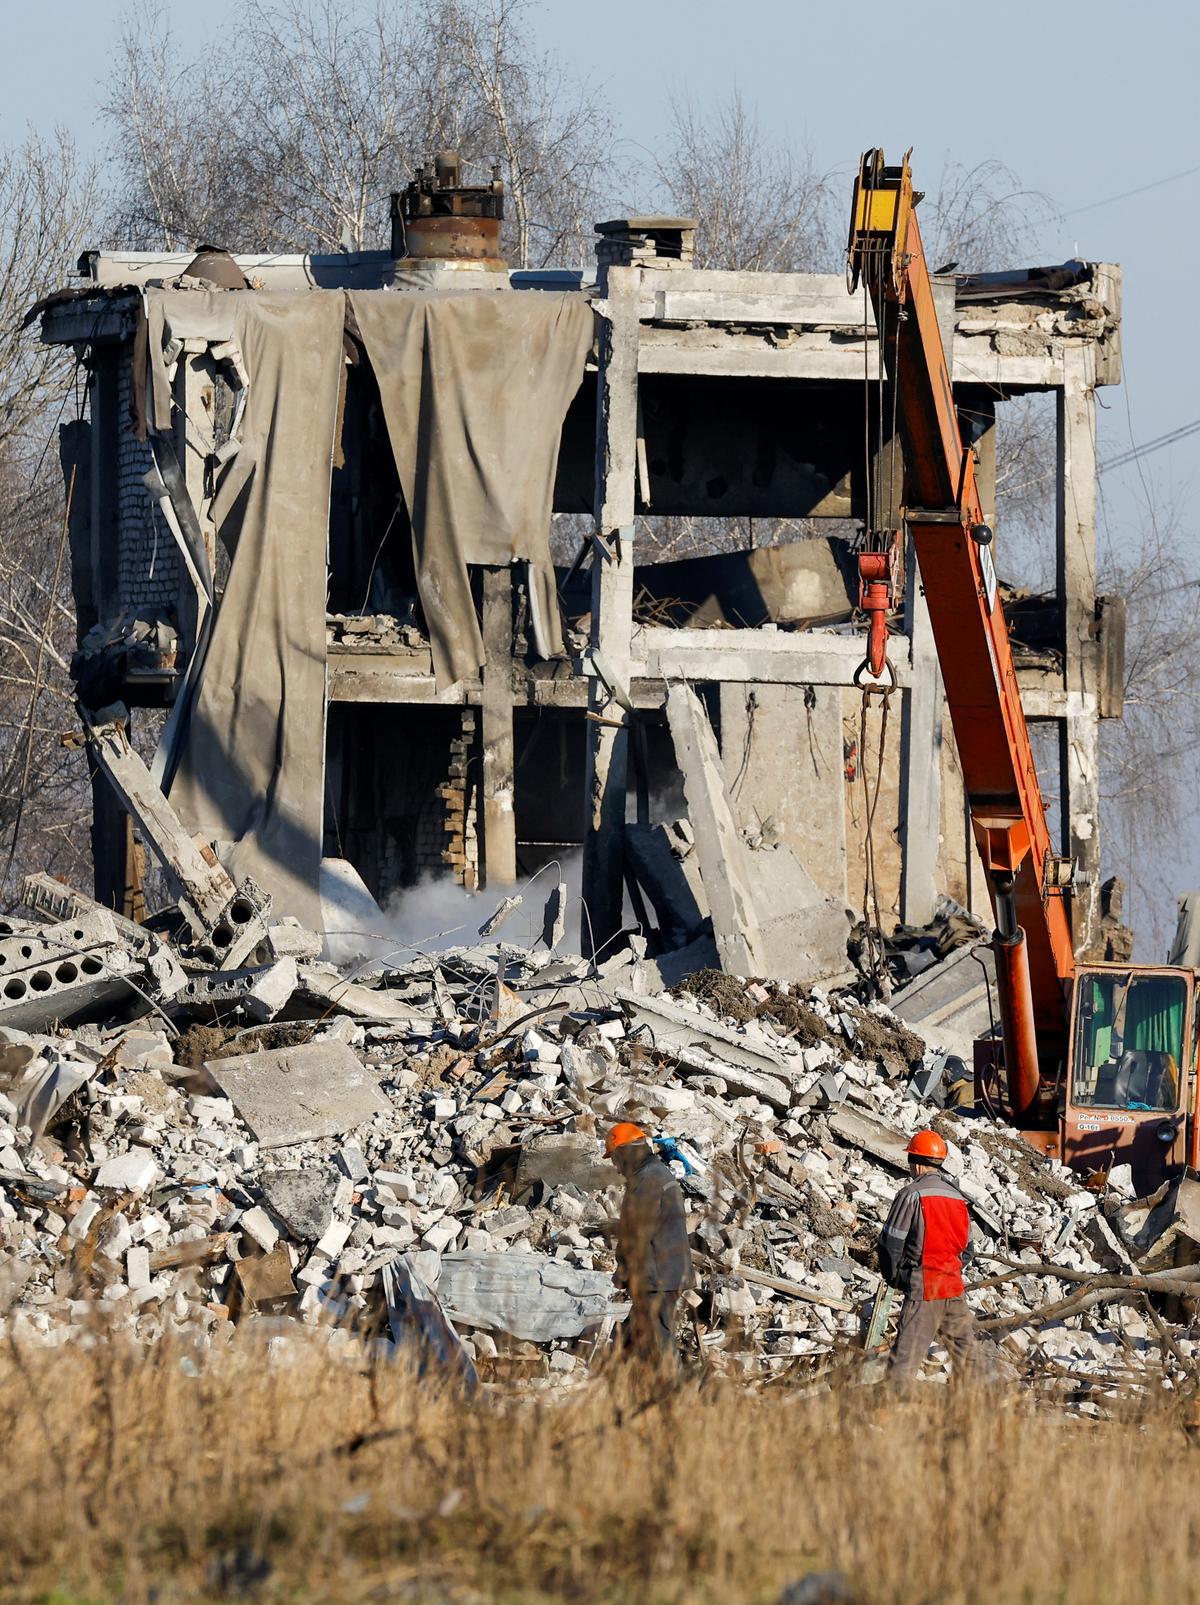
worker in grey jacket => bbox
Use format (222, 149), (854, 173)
(878, 1128), (977, 1380)
(605, 1122), (695, 1366)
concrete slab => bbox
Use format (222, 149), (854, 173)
(827, 1108), (911, 1172)
(206, 1041), (391, 1148)
(515, 1132), (618, 1195)
(625, 821), (708, 947)
(743, 844), (852, 984)
(664, 683), (765, 976)
(617, 989), (789, 1078)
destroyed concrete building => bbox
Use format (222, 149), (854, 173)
(40, 157), (1124, 975)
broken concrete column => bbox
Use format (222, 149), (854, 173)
(664, 683), (765, 976)
(81, 706), (271, 969)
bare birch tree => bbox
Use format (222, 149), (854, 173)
(653, 92), (835, 273)
(0, 131), (99, 901)
(104, 0), (615, 266)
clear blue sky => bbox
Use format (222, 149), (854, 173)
(3, 0), (1197, 934)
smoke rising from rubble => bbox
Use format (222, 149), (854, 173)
(377, 852), (586, 959)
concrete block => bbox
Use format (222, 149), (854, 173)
(206, 1041), (391, 1148)
(336, 1144), (369, 1183)
(315, 1218), (353, 1259)
(94, 1149), (159, 1194)
(266, 917), (323, 963)
(100, 1216), (134, 1261)
(126, 1245), (151, 1290)
(239, 1206), (279, 1253)
(521, 1030), (560, 1064)
(421, 1218), (460, 1254)
(111, 1031), (174, 1070)
(374, 1168), (418, 1201)
(558, 1042), (609, 1092)
(296, 1256), (331, 1288)
(258, 1168), (339, 1241)
(371, 1222), (417, 1251)
(246, 958), (298, 1021)
(187, 1096), (235, 1125)
(68, 1197), (101, 1240)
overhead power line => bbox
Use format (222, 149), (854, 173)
(1098, 417), (1200, 476)
(1063, 162), (1200, 218)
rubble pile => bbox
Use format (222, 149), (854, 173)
(0, 877), (1190, 1397)
(326, 612), (428, 654)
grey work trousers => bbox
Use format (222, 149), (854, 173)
(888, 1288), (977, 1380)
(627, 1290), (680, 1367)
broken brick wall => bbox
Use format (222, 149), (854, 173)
(113, 348), (180, 615)
(323, 704), (480, 904)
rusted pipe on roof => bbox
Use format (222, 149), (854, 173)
(390, 151), (506, 268)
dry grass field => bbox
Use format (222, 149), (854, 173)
(3, 1331), (1198, 1604)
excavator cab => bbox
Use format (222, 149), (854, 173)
(1064, 964), (1195, 1192)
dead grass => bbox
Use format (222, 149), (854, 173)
(2, 1331), (1197, 1604)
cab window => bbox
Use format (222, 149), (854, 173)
(1073, 972), (1187, 1111)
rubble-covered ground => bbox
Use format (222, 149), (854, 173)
(2, 886), (1195, 1407)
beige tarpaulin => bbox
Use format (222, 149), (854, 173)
(145, 288), (344, 929)
(349, 291), (594, 689)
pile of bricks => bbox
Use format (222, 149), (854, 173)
(440, 709), (479, 890)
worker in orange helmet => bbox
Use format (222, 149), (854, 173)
(877, 1128), (977, 1380)
(604, 1121), (695, 1367)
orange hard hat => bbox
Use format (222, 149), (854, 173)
(907, 1129), (948, 1163)
(605, 1121), (647, 1157)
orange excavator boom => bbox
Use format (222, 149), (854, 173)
(848, 149), (1077, 1118)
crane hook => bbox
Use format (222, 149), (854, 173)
(856, 548), (896, 683)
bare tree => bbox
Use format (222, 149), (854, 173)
(103, 0), (616, 266)
(0, 464), (89, 898)
(441, 0), (616, 269)
(652, 92), (835, 273)
(0, 131), (97, 444)
(0, 130), (99, 903)
(233, 0), (431, 253)
(1093, 490), (1200, 953)
(103, 2), (259, 251)
(918, 157), (1061, 275)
